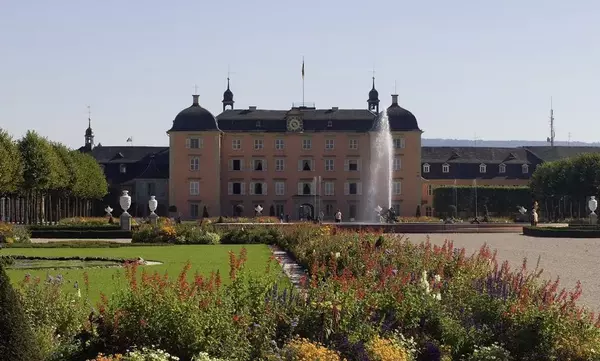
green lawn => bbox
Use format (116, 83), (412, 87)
(3, 245), (280, 302)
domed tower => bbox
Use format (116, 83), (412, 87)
(167, 93), (222, 219)
(84, 111), (94, 152)
(385, 93), (423, 217)
(367, 77), (380, 113)
(222, 77), (234, 111)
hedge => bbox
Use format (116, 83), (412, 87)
(28, 225), (121, 231)
(523, 226), (600, 238)
(29, 229), (132, 239)
(433, 185), (532, 217)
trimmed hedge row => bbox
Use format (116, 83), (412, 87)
(28, 225), (121, 231)
(433, 185), (532, 216)
(523, 226), (600, 238)
(4, 242), (172, 248)
(30, 229), (132, 239)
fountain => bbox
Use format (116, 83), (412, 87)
(361, 111), (394, 222)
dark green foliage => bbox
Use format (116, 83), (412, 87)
(29, 229), (132, 239)
(0, 129), (22, 194)
(433, 186), (531, 216)
(18, 130), (53, 191)
(523, 226), (600, 238)
(0, 264), (42, 360)
(69, 150), (107, 199)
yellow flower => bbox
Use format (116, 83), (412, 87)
(284, 338), (345, 361)
(366, 336), (410, 361)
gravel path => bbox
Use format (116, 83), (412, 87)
(402, 233), (600, 312)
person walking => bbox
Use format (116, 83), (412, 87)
(335, 209), (342, 223)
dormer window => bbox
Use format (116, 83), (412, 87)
(499, 163), (506, 173)
(327, 120), (333, 127)
(522, 164), (529, 174)
(479, 163), (487, 173)
(423, 163), (430, 173)
(119, 164), (126, 173)
(442, 163), (450, 173)
(256, 120), (262, 128)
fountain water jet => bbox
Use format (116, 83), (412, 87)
(360, 111), (394, 222)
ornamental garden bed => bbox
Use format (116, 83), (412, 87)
(523, 225), (600, 238)
(29, 228), (133, 239)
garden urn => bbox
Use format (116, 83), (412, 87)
(104, 206), (113, 217)
(255, 205), (263, 216)
(589, 196), (597, 215)
(148, 195), (158, 215)
(120, 190), (131, 213)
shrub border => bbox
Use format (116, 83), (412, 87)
(522, 226), (600, 238)
(30, 229), (132, 239)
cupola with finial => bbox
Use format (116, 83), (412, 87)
(368, 76), (380, 113)
(84, 105), (94, 151)
(222, 77), (234, 111)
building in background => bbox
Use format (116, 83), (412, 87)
(167, 78), (423, 220)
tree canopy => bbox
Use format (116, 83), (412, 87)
(0, 128), (107, 199)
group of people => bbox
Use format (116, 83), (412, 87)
(279, 209), (344, 223)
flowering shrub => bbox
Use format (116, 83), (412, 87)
(132, 223), (220, 244)
(88, 346), (181, 360)
(464, 343), (511, 361)
(281, 338), (344, 361)
(210, 216), (279, 224)
(366, 335), (413, 361)
(192, 352), (228, 361)
(0, 222), (30, 243)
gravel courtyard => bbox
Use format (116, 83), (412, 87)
(403, 233), (600, 312)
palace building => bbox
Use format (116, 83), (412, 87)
(167, 78), (423, 220)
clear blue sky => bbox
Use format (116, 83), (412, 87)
(1, 0), (598, 148)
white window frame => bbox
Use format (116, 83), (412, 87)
(227, 182), (245, 195)
(522, 164), (529, 174)
(186, 137), (203, 149)
(479, 163), (487, 173)
(232, 139), (241, 150)
(345, 158), (361, 172)
(275, 158), (285, 171)
(189, 157), (200, 171)
(427, 184), (433, 196)
(344, 182), (362, 195)
(325, 159), (335, 171)
(275, 181), (285, 196)
(253, 159), (266, 171)
(423, 163), (430, 173)
(119, 164), (127, 173)
(442, 163), (450, 173)
(302, 138), (312, 150)
(393, 137), (405, 149)
(325, 139), (335, 150)
(349, 138), (358, 150)
(275, 138), (284, 150)
(254, 139), (264, 150)
(324, 181), (335, 196)
(189, 181), (200, 196)
(393, 181), (402, 195)
(393, 157), (402, 171)
(499, 163), (506, 173)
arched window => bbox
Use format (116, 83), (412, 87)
(442, 163), (450, 173)
(479, 163), (487, 173)
(499, 163), (506, 173)
(423, 163), (430, 173)
(522, 164), (529, 174)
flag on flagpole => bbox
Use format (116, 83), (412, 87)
(301, 59), (305, 79)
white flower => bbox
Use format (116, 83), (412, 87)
(334, 252), (340, 258)
(434, 274), (441, 282)
(420, 270), (431, 294)
(434, 292), (441, 301)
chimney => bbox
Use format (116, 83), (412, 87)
(249, 106), (257, 110)
(192, 94), (200, 106)
(391, 94), (399, 105)
(331, 107), (339, 111)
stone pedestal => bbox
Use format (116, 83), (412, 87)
(590, 212), (598, 225)
(120, 212), (132, 231)
(149, 212), (158, 226)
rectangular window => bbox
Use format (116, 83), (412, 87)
(393, 157), (402, 171)
(275, 181), (285, 196)
(299, 159), (313, 171)
(228, 182), (244, 195)
(189, 181), (200, 196)
(298, 182), (313, 195)
(275, 139), (285, 150)
(186, 137), (203, 149)
(147, 182), (156, 196)
(189, 157), (200, 171)
(349, 139), (358, 150)
(442, 164), (450, 173)
(324, 181), (335, 196)
(190, 203), (200, 218)
(499, 164), (506, 173)
(253, 159), (266, 171)
(231, 159), (242, 171)
(275, 158), (285, 171)
(325, 204), (334, 216)
(250, 182), (267, 195)
(325, 159), (335, 171)
(120, 164), (127, 173)
(254, 139), (264, 150)
(392, 203), (401, 216)
(427, 184), (433, 196)
(302, 139), (312, 150)
(423, 163), (430, 173)
(393, 137), (405, 149)
(275, 204), (285, 217)
(347, 182), (359, 195)
(232, 139), (241, 150)
(393, 181), (402, 195)
(325, 139), (334, 150)
(345, 159), (360, 171)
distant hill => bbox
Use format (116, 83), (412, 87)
(422, 139), (600, 148)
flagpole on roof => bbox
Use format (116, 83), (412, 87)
(301, 57), (305, 106)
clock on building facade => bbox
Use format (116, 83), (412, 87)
(287, 117), (303, 132)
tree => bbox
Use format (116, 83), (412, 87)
(415, 205), (421, 218)
(0, 264), (42, 360)
(0, 129), (22, 195)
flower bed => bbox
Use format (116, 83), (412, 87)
(523, 225), (600, 238)
(0, 222), (31, 243)
(6, 225), (600, 361)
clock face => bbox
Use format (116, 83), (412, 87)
(288, 117), (302, 131)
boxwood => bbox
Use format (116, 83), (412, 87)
(523, 226), (600, 238)
(30, 229), (132, 239)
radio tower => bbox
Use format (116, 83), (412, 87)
(547, 97), (555, 147)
